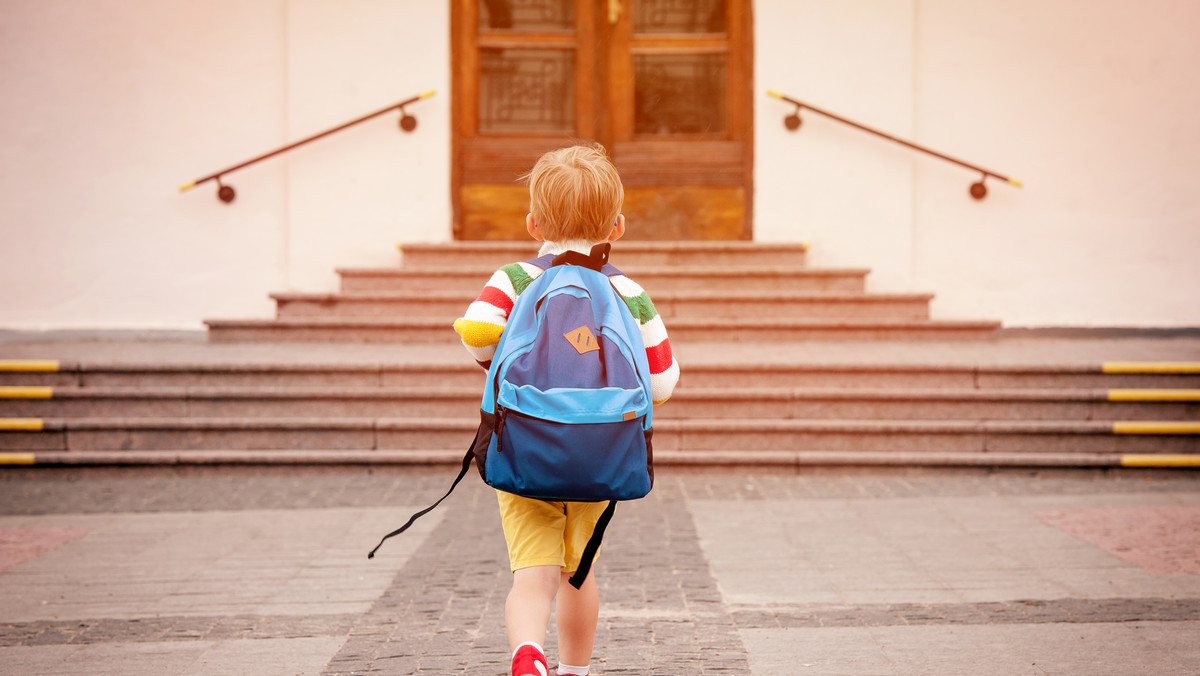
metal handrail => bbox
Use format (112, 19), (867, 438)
(180, 90), (435, 203)
(767, 90), (1021, 200)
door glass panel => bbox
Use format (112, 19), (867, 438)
(479, 48), (575, 134)
(634, 0), (726, 34)
(634, 53), (726, 135)
(479, 0), (574, 31)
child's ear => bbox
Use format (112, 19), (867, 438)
(607, 214), (626, 242)
(526, 213), (544, 242)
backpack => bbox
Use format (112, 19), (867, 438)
(369, 243), (654, 589)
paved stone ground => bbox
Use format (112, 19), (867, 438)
(1, 465), (1199, 675)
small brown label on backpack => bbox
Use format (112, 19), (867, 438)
(564, 325), (600, 355)
(623, 411), (636, 421)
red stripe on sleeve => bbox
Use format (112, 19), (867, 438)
(646, 338), (674, 374)
(477, 285), (514, 314)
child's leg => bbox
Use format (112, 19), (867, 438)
(506, 564), (561, 652)
(553, 500), (608, 672)
(555, 568), (598, 668)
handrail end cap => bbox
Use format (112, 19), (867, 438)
(1008, 178), (1024, 188)
(179, 181), (196, 193)
(419, 89), (436, 99)
(766, 89), (783, 99)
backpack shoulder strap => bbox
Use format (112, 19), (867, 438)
(523, 253), (557, 272)
(525, 244), (622, 277)
(552, 242), (610, 271)
(367, 447), (474, 559)
(568, 500), (617, 589)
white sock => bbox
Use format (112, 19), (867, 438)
(557, 663), (589, 675)
(513, 642), (545, 659)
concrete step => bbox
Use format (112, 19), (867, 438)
(5, 361), (1198, 390)
(397, 241), (812, 269)
(3, 417), (1197, 454)
(0, 361), (484, 389)
(681, 363), (1200, 389)
(204, 317), (1002, 343)
(271, 290), (935, 321)
(669, 388), (1200, 421)
(336, 266), (870, 294)
(660, 419), (1200, 454)
(3, 386), (1197, 422)
(2, 448), (1152, 468)
(0, 387), (480, 419)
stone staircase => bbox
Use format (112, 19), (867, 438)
(205, 242), (1003, 343)
(2, 241), (1198, 467)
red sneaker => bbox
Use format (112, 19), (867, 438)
(512, 644), (548, 676)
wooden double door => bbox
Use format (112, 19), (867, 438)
(452, 0), (753, 240)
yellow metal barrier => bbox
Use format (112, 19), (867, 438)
(0, 360), (60, 372)
(0, 419), (45, 431)
(1113, 421), (1200, 435)
(1108, 389), (1200, 402)
(1121, 455), (1200, 468)
(0, 453), (36, 465)
(1103, 362), (1200, 374)
(0, 387), (53, 399)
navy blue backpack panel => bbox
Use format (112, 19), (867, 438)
(485, 413), (652, 501)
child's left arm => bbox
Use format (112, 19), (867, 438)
(453, 264), (530, 368)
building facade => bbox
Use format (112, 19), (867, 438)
(2, 0), (1198, 330)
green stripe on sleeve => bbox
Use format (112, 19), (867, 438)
(501, 263), (536, 296)
(623, 291), (659, 324)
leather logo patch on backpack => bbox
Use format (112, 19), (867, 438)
(564, 325), (600, 355)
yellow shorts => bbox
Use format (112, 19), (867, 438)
(496, 490), (610, 573)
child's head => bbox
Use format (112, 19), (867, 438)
(525, 143), (624, 243)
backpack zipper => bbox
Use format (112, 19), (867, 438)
(495, 406), (507, 454)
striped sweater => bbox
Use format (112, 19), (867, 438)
(453, 242), (680, 405)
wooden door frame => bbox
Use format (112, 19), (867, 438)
(451, 0), (754, 240)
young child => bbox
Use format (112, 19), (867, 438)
(454, 143), (679, 676)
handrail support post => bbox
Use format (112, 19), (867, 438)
(785, 104), (803, 131)
(216, 176), (235, 204)
(970, 174), (988, 200)
(398, 106), (418, 132)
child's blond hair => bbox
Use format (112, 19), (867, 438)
(525, 143), (624, 242)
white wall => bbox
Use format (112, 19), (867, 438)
(756, 0), (1200, 327)
(285, 0), (451, 294)
(754, 0), (917, 292)
(3, 0), (1196, 329)
(911, 0), (1200, 327)
(0, 0), (450, 329)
